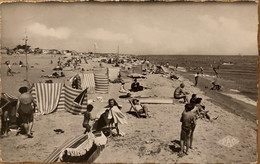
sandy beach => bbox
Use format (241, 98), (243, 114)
(0, 54), (258, 163)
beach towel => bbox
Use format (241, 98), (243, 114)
(111, 106), (128, 124)
(107, 67), (120, 81)
(94, 74), (109, 94)
(33, 83), (63, 114)
(80, 73), (95, 94)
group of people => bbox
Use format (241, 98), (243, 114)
(119, 78), (144, 93)
(175, 85), (218, 157)
(193, 65), (222, 90)
(82, 99), (127, 137)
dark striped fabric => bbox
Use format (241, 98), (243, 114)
(57, 85), (88, 115)
(32, 84), (88, 115)
(43, 134), (88, 162)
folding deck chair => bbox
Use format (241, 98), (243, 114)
(128, 99), (142, 118)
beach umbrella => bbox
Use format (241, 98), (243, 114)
(127, 73), (146, 79)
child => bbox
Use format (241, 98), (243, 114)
(179, 104), (196, 157)
(82, 104), (96, 134)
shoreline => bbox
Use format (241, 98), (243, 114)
(180, 71), (257, 122)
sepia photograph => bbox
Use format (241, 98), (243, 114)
(0, 2), (258, 163)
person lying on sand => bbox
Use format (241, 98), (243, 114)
(82, 104), (97, 134)
(174, 83), (188, 103)
(132, 99), (151, 118)
(179, 104), (196, 157)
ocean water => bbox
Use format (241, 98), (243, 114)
(139, 55), (258, 101)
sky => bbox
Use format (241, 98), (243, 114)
(0, 2), (258, 55)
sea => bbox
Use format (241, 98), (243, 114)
(138, 55), (258, 102)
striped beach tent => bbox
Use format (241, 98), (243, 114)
(57, 85), (88, 115)
(80, 73), (95, 94)
(107, 67), (120, 81)
(33, 83), (63, 115)
(94, 74), (109, 94)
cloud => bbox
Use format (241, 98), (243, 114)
(85, 28), (133, 44)
(131, 15), (257, 55)
(28, 23), (71, 39)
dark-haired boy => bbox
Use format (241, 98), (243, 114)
(82, 104), (96, 134)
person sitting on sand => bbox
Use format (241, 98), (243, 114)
(16, 87), (36, 138)
(174, 83), (188, 103)
(119, 82), (129, 93)
(72, 74), (81, 90)
(132, 99), (151, 118)
(193, 98), (218, 122)
(189, 94), (197, 105)
(82, 104), (97, 134)
(131, 78), (143, 92)
(60, 72), (65, 77)
(179, 104), (196, 157)
(211, 79), (221, 91)
(19, 61), (25, 67)
(52, 72), (60, 78)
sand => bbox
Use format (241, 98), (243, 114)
(0, 54), (258, 163)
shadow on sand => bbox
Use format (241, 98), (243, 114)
(169, 140), (181, 153)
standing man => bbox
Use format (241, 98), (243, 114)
(179, 104), (196, 157)
(194, 72), (199, 86)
